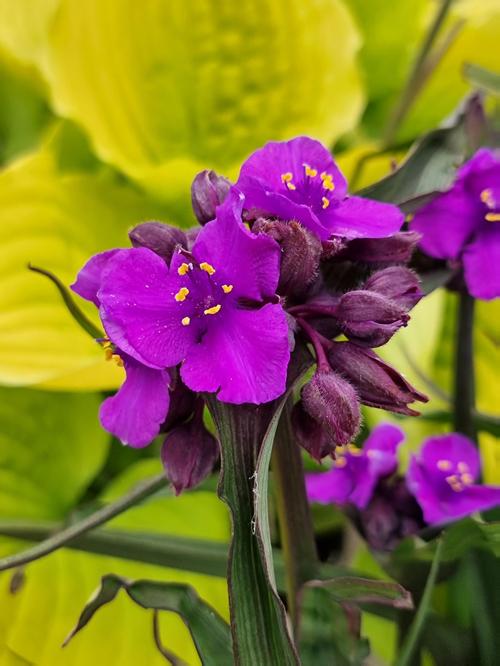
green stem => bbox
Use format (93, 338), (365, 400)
(272, 400), (319, 630)
(453, 291), (477, 442)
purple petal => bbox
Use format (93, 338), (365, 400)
(306, 462), (362, 506)
(410, 187), (480, 260)
(180, 303), (290, 404)
(98, 247), (199, 368)
(458, 147), (498, 180)
(71, 249), (121, 305)
(363, 423), (405, 477)
(192, 189), (281, 300)
(328, 196), (404, 240)
(100, 355), (170, 448)
(463, 226), (500, 300)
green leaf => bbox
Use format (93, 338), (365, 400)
(0, 133), (171, 389)
(65, 575), (233, 665)
(463, 62), (500, 95)
(358, 93), (484, 209)
(306, 577), (413, 609)
(0, 0), (363, 220)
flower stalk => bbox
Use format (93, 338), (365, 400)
(453, 291), (477, 442)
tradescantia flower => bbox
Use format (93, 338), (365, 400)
(235, 136), (404, 241)
(406, 433), (500, 524)
(306, 423), (405, 509)
(410, 148), (500, 300)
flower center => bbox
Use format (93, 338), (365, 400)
(437, 458), (474, 492)
(174, 260), (233, 328)
(280, 163), (337, 212)
(100, 339), (124, 367)
(480, 188), (500, 222)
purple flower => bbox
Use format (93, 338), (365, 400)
(306, 423), (405, 509)
(97, 189), (290, 405)
(72, 251), (170, 447)
(235, 136), (404, 241)
(410, 148), (500, 300)
(406, 433), (500, 525)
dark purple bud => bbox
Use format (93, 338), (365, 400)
(328, 342), (428, 416)
(184, 226), (200, 250)
(129, 221), (186, 263)
(320, 236), (347, 260)
(291, 400), (334, 461)
(161, 370), (197, 432)
(161, 410), (219, 495)
(253, 218), (322, 297)
(358, 478), (424, 551)
(301, 370), (361, 453)
(340, 232), (421, 265)
(335, 290), (409, 347)
(191, 169), (231, 225)
(364, 267), (423, 310)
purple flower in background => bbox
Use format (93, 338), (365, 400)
(97, 189), (290, 405)
(306, 423), (405, 509)
(235, 136), (404, 240)
(406, 433), (500, 524)
(72, 251), (170, 447)
(410, 148), (500, 300)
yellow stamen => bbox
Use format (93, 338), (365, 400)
(200, 262), (216, 275)
(181, 316), (191, 326)
(334, 456), (347, 468)
(174, 287), (190, 302)
(336, 445), (347, 455)
(461, 473), (474, 485)
(204, 304), (222, 316)
(320, 171), (329, 180)
(177, 262), (191, 276)
(347, 444), (362, 456)
(104, 348), (114, 362)
(480, 188), (495, 208)
(281, 172), (293, 183)
(286, 182), (296, 191)
(450, 481), (464, 492)
(303, 163), (318, 178)
(457, 461), (469, 474)
(322, 177), (335, 192)
(485, 212), (500, 222)
(222, 284), (234, 294)
(322, 196), (330, 209)
(437, 459), (453, 471)
(111, 354), (124, 367)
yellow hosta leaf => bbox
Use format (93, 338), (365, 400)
(25, 0), (364, 218)
(0, 138), (170, 389)
(0, 0), (59, 67)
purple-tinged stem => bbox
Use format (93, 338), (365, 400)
(296, 317), (331, 373)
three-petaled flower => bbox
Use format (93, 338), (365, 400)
(411, 148), (500, 300)
(235, 136), (404, 240)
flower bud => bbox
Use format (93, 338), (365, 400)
(161, 370), (196, 432)
(191, 170), (231, 225)
(291, 400), (334, 461)
(335, 290), (409, 347)
(301, 370), (361, 451)
(253, 218), (322, 297)
(340, 232), (420, 265)
(129, 221), (186, 264)
(364, 266), (422, 310)
(328, 342), (428, 415)
(161, 411), (219, 495)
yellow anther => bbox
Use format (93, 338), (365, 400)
(322, 196), (330, 209)
(281, 172), (293, 183)
(480, 188), (495, 208)
(461, 473), (474, 485)
(204, 304), (222, 316)
(485, 212), (500, 222)
(104, 348), (114, 361)
(111, 354), (124, 367)
(181, 316), (191, 326)
(336, 445), (347, 455)
(286, 182), (296, 191)
(347, 444), (362, 456)
(437, 459), (453, 471)
(200, 262), (216, 275)
(334, 456), (347, 468)
(450, 481), (464, 492)
(320, 171), (329, 180)
(222, 284), (234, 294)
(322, 177), (335, 192)
(177, 262), (191, 276)
(174, 287), (190, 302)
(303, 163), (318, 178)
(457, 461), (469, 474)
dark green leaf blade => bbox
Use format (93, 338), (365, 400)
(463, 63), (500, 96)
(64, 575), (233, 665)
(307, 576), (413, 609)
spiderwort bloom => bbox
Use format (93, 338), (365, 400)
(235, 136), (404, 240)
(72, 250), (171, 447)
(406, 433), (500, 524)
(97, 189), (291, 405)
(306, 423), (405, 509)
(410, 148), (500, 300)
